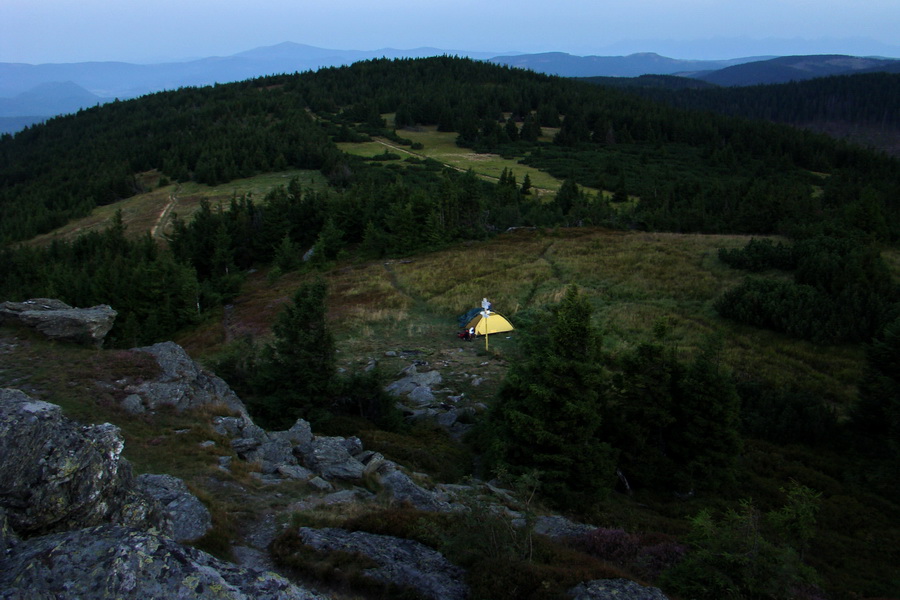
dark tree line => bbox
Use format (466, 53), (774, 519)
(622, 72), (900, 137)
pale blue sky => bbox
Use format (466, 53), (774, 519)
(2, 0), (899, 63)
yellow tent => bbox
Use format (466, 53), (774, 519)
(465, 312), (514, 335)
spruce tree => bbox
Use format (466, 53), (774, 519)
(254, 278), (336, 426)
(486, 285), (616, 504)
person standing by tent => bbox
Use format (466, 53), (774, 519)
(469, 326), (475, 340)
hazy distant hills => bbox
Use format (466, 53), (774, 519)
(0, 42), (508, 134)
(690, 54), (900, 86)
(0, 81), (106, 117)
(2, 42), (898, 135)
(0, 42), (506, 99)
(487, 51), (764, 77)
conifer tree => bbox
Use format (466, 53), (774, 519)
(254, 278), (335, 426)
(486, 285), (616, 504)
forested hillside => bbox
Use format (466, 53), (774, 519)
(1, 56), (899, 599)
(594, 72), (900, 156)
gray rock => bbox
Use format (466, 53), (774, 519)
(299, 436), (366, 481)
(307, 476), (333, 492)
(135, 474), (211, 542)
(130, 341), (251, 418)
(244, 436), (297, 467)
(231, 436), (262, 456)
(291, 489), (371, 511)
(0, 389), (170, 538)
(533, 515), (597, 539)
(385, 365), (443, 397)
(569, 579), (669, 600)
(251, 472), (284, 485)
(356, 450), (386, 476)
(121, 393), (145, 414)
(298, 527), (467, 600)
(0, 298), (117, 347)
(377, 464), (451, 512)
(0, 524), (327, 599)
(408, 385), (436, 405)
(276, 464), (314, 480)
(212, 416), (247, 437)
(436, 409), (459, 427)
(269, 418), (314, 447)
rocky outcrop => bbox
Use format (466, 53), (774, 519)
(0, 525), (327, 600)
(298, 435), (367, 481)
(0, 298), (117, 347)
(297, 527), (468, 600)
(0, 387), (329, 599)
(376, 462), (455, 512)
(0, 388), (170, 538)
(385, 363), (443, 405)
(128, 341), (251, 418)
(384, 362), (478, 439)
(135, 474), (212, 542)
(569, 579), (669, 600)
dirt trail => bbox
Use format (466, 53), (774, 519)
(151, 189), (179, 239)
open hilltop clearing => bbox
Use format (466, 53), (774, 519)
(173, 226), (865, 413)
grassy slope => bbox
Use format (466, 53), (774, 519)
(27, 168), (328, 246)
(339, 124), (606, 198)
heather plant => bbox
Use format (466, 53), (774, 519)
(570, 527), (687, 581)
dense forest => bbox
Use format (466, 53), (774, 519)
(1, 56), (899, 599)
(582, 71), (900, 155)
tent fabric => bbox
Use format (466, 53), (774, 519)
(465, 312), (514, 335)
(457, 307), (483, 328)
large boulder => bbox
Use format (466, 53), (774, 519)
(129, 341), (251, 418)
(0, 298), (116, 347)
(0, 388), (170, 538)
(297, 526), (468, 600)
(0, 524), (327, 600)
(376, 462), (453, 512)
(135, 474), (211, 542)
(298, 436), (366, 481)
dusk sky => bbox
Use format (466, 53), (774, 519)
(2, 0), (899, 64)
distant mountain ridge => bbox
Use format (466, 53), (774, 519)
(488, 51), (765, 77)
(691, 54), (900, 86)
(0, 42), (514, 134)
(2, 42), (899, 135)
